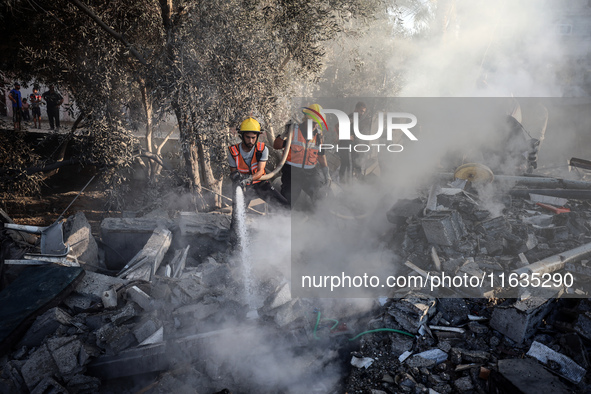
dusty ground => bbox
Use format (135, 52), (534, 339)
(1, 189), (115, 236)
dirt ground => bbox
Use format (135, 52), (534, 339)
(1, 189), (114, 236)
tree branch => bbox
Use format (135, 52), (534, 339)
(67, 0), (148, 66)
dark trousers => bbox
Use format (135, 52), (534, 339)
(280, 164), (323, 208)
(47, 106), (60, 129)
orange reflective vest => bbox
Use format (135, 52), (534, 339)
(228, 142), (266, 183)
(286, 123), (320, 169)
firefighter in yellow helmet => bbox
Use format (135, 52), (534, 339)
(228, 117), (288, 208)
(273, 104), (331, 207)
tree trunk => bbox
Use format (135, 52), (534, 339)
(196, 132), (222, 209)
(140, 79), (158, 180)
(173, 101), (207, 211)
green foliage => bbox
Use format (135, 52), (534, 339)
(0, 0), (387, 195)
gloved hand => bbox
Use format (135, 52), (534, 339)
(321, 166), (331, 185)
(239, 175), (253, 189)
(230, 171), (241, 183)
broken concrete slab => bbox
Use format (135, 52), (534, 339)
(63, 293), (95, 312)
(18, 307), (72, 348)
(95, 323), (137, 354)
(64, 374), (101, 393)
(526, 340), (585, 383)
(139, 326), (164, 346)
(88, 328), (240, 379)
(407, 349), (447, 368)
(64, 212), (102, 269)
(127, 285), (154, 311)
(1, 360), (26, 393)
(489, 297), (555, 343)
(178, 212), (231, 241)
(30, 376), (67, 394)
(73, 270), (127, 301)
(174, 276), (208, 304)
(453, 376), (474, 393)
(110, 302), (141, 325)
(20, 344), (59, 391)
(100, 217), (173, 269)
(494, 358), (570, 394)
(46, 336), (84, 376)
(119, 226), (172, 281)
(166, 245), (190, 278)
(133, 316), (162, 344)
(197, 258), (232, 288)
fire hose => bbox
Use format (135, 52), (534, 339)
(258, 122), (293, 181)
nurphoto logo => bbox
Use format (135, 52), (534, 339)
(306, 108), (419, 153)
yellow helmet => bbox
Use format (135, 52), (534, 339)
(302, 103), (327, 131)
(239, 117), (262, 133)
(302, 103), (323, 117)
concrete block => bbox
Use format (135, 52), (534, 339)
(20, 344), (59, 391)
(178, 212), (231, 240)
(495, 358), (570, 394)
(197, 258), (231, 288)
(476, 216), (511, 237)
(490, 297), (556, 343)
(453, 376), (474, 393)
(388, 293), (437, 334)
(64, 212), (102, 269)
(47, 336), (83, 376)
(421, 210), (466, 246)
(133, 317), (161, 343)
(30, 376), (67, 394)
(2, 360), (26, 392)
(127, 286), (154, 311)
(139, 327), (164, 346)
(95, 323), (136, 354)
(110, 302), (141, 325)
(18, 307), (72, 348)
(407, 349), (447, 368)
(121, 226), (172, 281)
(63, 293), (95, 312)
(100, 217), (173, 269)
(175, 277), (208, 302)
(526, 341), (585, 383)
(65, 374), (101, 393)
(74, 271), (127, 301)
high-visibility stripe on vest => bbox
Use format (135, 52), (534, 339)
(228, 142), (266, 183)
(286, 123), (320, 169)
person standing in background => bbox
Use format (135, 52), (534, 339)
(30, 86), (42, 129)
(21, 98), (30, 122)
(8, 82), (22, 131)
(42, 85), (63, 130)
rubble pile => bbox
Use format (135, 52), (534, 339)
(344, 177), (591, 393)
(1, 171), (591, 393)
(0, 209), (357, 393)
